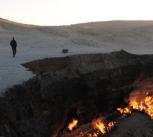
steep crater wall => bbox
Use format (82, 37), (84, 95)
(0, 50), (153, 137)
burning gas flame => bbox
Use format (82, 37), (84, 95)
(129, 95), (153, 119)
(65, 79), (153, 137)
(92, 118), (116, 135)
(67, 118), (78, 131)
(92, 118), (106, 134)
(117, 107), (132, 116)
(116, 78), (153, 119)
(107, 121), (116, 131)
(117, 94), (153, 119)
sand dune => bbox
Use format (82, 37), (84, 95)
(1, 19), (153, 54)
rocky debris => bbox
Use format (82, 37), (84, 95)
(23, 50), (152, 74)
(0, 51), (153, 137)
(108, 113), (153, 137)
(59, 112), (153, 137)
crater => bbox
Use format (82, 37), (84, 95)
(1, 50), (153, 137)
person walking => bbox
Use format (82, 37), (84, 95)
(10, 37), (17, 58)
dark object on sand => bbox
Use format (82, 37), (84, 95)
(10, 37), (17, 58)
(62, 49), (69, 53)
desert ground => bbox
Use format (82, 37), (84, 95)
(1, 19), (153, 91)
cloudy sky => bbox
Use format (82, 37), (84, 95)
(0, 0), (153, 25)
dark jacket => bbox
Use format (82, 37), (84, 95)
(10, 39), (17, 48)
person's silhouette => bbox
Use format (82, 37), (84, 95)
(10, 37), (17, 58)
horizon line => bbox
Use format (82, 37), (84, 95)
(1, 17), (153, 27)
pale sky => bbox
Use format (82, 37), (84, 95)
(0, 0), (153, 26)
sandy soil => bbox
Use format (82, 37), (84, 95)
(1, 19), (153, 91)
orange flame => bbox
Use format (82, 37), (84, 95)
(93, 119), (106, 134)
(92, 118), (116, 135)
(66, 79), (153, 136)
(117, 107), (132, 116)
(107, 121), (116, 131)
(116, 92), (153, 120)
(129, 95), (153, 119)
(67, 118), (78, 131)
(127, 78), (153, 118)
